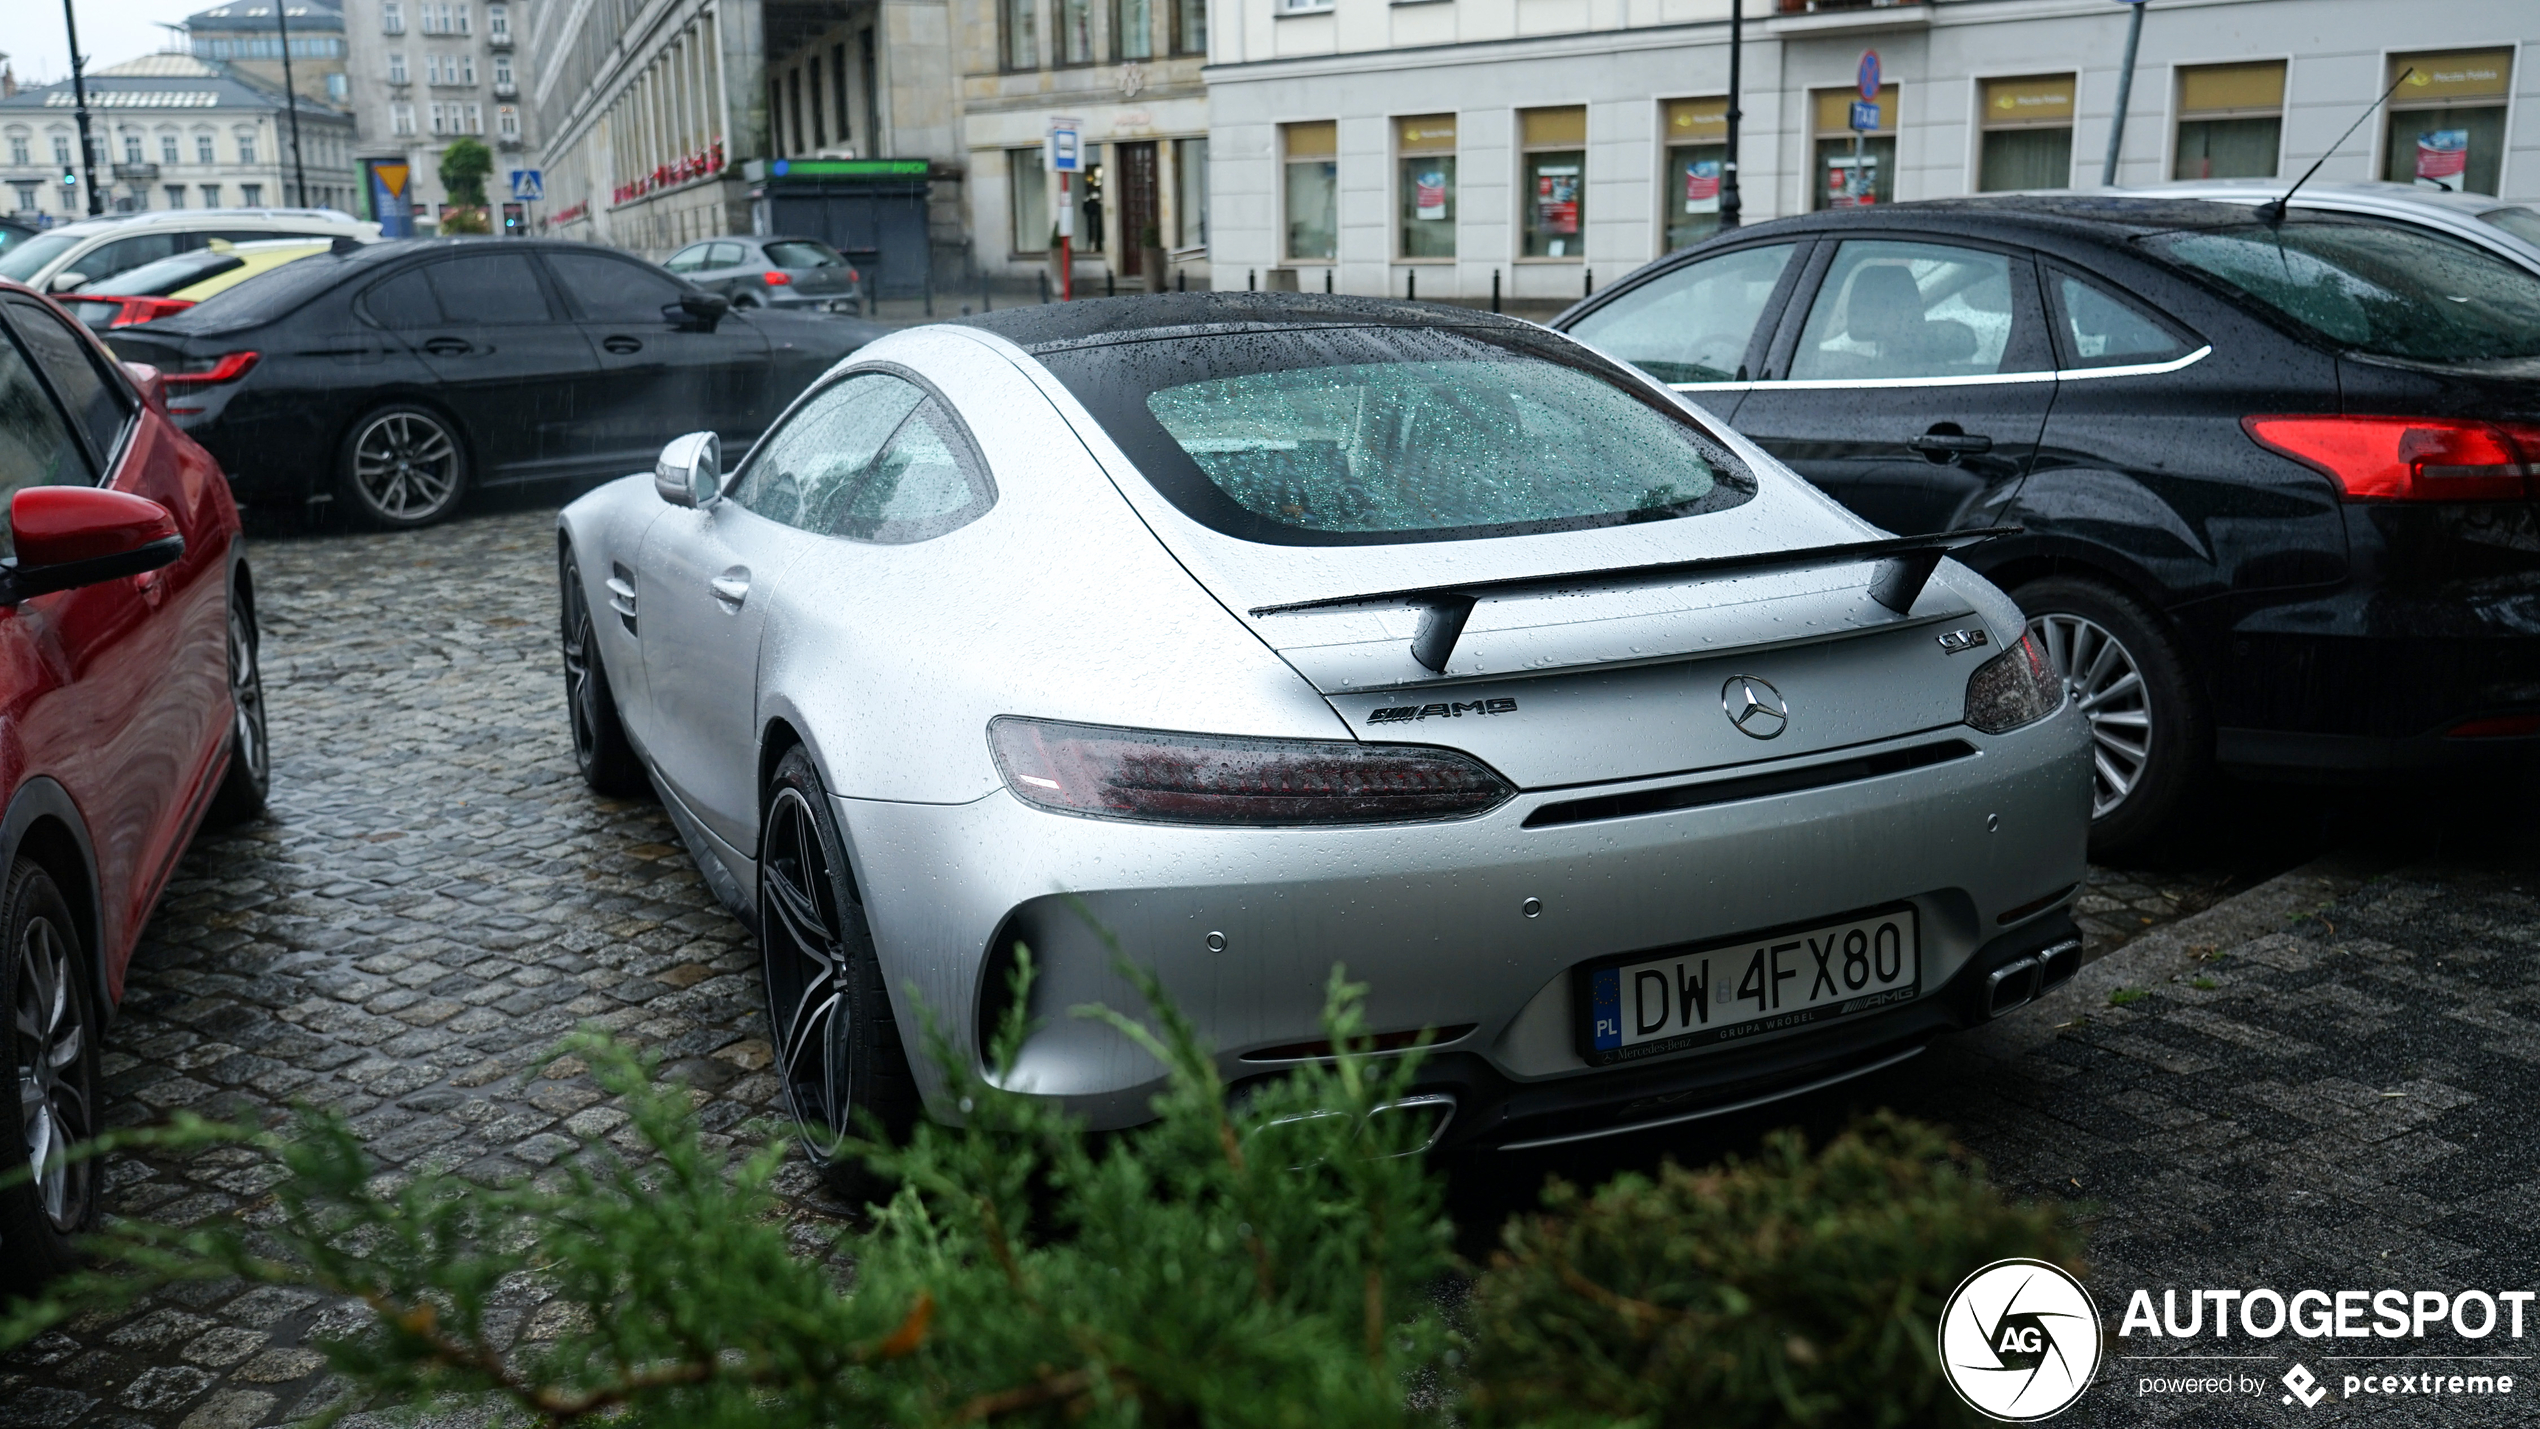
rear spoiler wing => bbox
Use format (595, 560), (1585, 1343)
(1248, 526), (2020, 674)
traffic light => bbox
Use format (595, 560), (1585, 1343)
(501, 201), (524, 234)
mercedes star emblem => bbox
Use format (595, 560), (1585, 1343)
(1722, 675), (1789, 739)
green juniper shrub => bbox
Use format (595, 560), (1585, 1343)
(2, 954), (1455, 1429)
(1462, 1114), (2086, 1429)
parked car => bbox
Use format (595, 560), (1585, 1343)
(1556, 197), (2540, 858)
(559, 293), (2092, 1186)
(105, 238), (888, 528)
(2142, 179), (2540, 276)
(0, 278), (267, 1296)
(663, 235), (863, 312)
(0, 216), (39, 268)
(60, 238), (344, 332)
(0, 208), (377, 297)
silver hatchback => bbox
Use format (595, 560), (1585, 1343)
(663, 234), (863, 312)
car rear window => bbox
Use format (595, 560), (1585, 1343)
(764, 240), (847, 268)
(175, 251), (354, 324)
(1040, 324), (1755, 546)
(96, 249), (244, 298)
(2141, 217), (2540, 364)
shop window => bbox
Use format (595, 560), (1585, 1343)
(2382, 49), (2511, 196)
(1520, 106), (1585, 259)
(1002, 0), (1038, 70)
(1977, 74), (2073, 191)
(1115, 0), (1153, 61)
(2173, 61), (2283, 180)
(1812, 86), (1895, 210)
(1283, 120), (1337, 263)
(1010, 147), (1049, 253)
(1175, 136), (1209, 249)
(1661, 96), (1726, 251)
(1396, 114), (1455, 260)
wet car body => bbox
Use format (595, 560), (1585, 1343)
(1558, 197), (2540, 850)
(558, 293), (2092, 1159)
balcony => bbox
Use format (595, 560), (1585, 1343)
(496, 135), (524, 152)
(493, 81), (518, 98)
(487, 28), (513, 47)
(112, 162), (160, 182)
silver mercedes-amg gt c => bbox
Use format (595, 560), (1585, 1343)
(556, 294), (2092, 1183)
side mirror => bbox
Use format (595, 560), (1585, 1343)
(663, 292), (729, 331)
(121, 361), (168, 417)
(654, 431), (722, 508)
(49, 271), (89, 294)
(2, 487), (183, 603)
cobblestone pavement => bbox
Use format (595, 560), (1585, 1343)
(0, 501), (2374, 1427)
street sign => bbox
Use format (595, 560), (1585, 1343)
(508, 169), (543, 201)
(1850, 99), (1882, 132)
(1858, 50), (1881, 101)
(1048, 118), (1083, 174)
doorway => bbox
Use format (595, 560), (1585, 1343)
(1116, 141), (1158, 276)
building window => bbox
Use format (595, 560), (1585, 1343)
(1282, 120), (1337, 262)
(2383, 49), (2511, 196)
(1002, 0), (1037, 69)
(1175, 135), (1208, 249)
(389, 52), (408, 82)
(493, 53), (512, 86)
(52, 135), (72, 166)
(1661, 97), (1726, 251)
(158, 133), (179, 164)
(498, 106), (519, 139)
(1978, 74), (2074, 192)
(1058, 0), (1094, 66)
(165, 184), (188, 208)
(328, 74), (348, 102)
(11, 183), (36, 212)
(239, 132), (258, 164)
(242, 183), (263, 205)
(2173, 61), (2283, 180)
(1395, 114), (1454, 260)
(1812, 85), (1895, 209)
(1010, 146), (1050, 252)
(427, 54), (443, 84)
(1114, 0), (1153, 61)
(196, 132), (215, 163)
(467, 103), (484, 134)
(383, 1), (404, 33)
(123, 133), (144, 165)
(1520, 106), (1586, 258)
(201, 183), (222, 206)
(7, 134), (28, 166)
(429, 102), (446, 134)
(1171, 0), (1204, 55)
(487, 2), (509, 40)
(392, 103), (416, 135)
(456, 3), (472, 35)
(460, 54), (477, 84)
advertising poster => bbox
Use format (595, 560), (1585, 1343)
(1825, 155), (1877, 207)
(2416, 128), (2469, 187)
(1536, 166), (1580, 234)
(1414, 169), (1449, 220)
(1683, 158), (1721, 214)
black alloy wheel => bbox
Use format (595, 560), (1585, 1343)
(206, 581), (270, 826)
(2015, 576), (2208, 862)
(0, 859), (102, 1298)
(558, 547), (647, 798)
(759, 746), (917, 1200)
(341, 405), (467, 528)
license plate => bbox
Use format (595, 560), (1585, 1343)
(1578, 906), (1919, 1066)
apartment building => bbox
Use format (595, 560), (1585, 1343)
(963, 0), (1213, 290)
(342, 0), (537, 234)
(1202, 0), (2535, 301)
(185, 1), (353, 106)
(0, 53), (358, 220)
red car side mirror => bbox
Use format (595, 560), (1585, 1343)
(4, 487), (184, 603)
(121, 360), (169, 416)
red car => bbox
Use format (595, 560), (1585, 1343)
(0, 279), (267, 1295)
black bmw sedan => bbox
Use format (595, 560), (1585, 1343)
(104, 238), (885, 528)
(1557, 197), (2540, 858)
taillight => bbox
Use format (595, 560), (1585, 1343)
(1964, 632), (2064, 735)
(763, 270), (792, 286)
(112, 296), (194, 327)
(2446, 714), (2540, 739)
(988, 716), (1513, 825)
(2244, 415), (2540, 501)
(161, 351), (261, 389)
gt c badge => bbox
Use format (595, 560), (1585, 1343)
(1721, 676), (1787, 740)
(1937, 628), (1991, 655)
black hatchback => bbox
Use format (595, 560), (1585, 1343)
(104, 238), (885, 528)
(1557, 197), (2540, 858)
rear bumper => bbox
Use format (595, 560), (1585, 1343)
(839, 705), (2092, 1132)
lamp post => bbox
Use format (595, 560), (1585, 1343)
(2100, 0), (2149, 188)
(276, 0), (309, 206)
(1718, 0), (1743, 230)
(60, 0), (101, 215)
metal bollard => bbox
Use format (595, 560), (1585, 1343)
(1585, 268), (1594, 298)
(1249, 269), (1257, 291)
(1039, 270), (1050, 304)
(1407, 270), (1415, 301)
(1491, 269), (1501, 314)
(1324, 267), (1333, 294)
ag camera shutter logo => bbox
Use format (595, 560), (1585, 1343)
(1940, 1259), (2102, 1420)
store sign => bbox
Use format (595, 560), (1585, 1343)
(2416, 129), (2469, 184)
(1536, 166), (1580, 234)
(1414, 169), (1449, 220)
(1684, 158), (1721, 213)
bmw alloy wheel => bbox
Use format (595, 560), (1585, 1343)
(12, 909), (91, 1234)
(350, 410), (462, 523)
(226, 597), (268, 792)
(2028, 611), (2151, 818)
(762, 785), (853, 1154)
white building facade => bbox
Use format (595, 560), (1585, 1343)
(342, 0), (541, 234)
(1200, 0), (2538, 303)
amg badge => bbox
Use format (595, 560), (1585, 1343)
(1368, 697), (1518, 723)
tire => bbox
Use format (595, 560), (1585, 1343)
(559, 546), (647, 798)
(338, 404), (468, 529)
(204, 578), (270, 827)
(0, 860), (103, 1301)
(759, 745), (919, 1202)
(729, 290), (762, 310)
(2013, 576), (2208, 863)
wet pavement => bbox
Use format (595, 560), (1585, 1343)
(0, 501), (2501, 1427)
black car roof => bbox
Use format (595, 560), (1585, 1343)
(946, 292), (1537, 353)
(1702, 194), (2274, 249)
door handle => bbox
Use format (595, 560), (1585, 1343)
(421, 336), (473, 356)
(709, 568), (750, 609)
(603, 335), (643, 354)
(1908, 431), (1994, 457)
